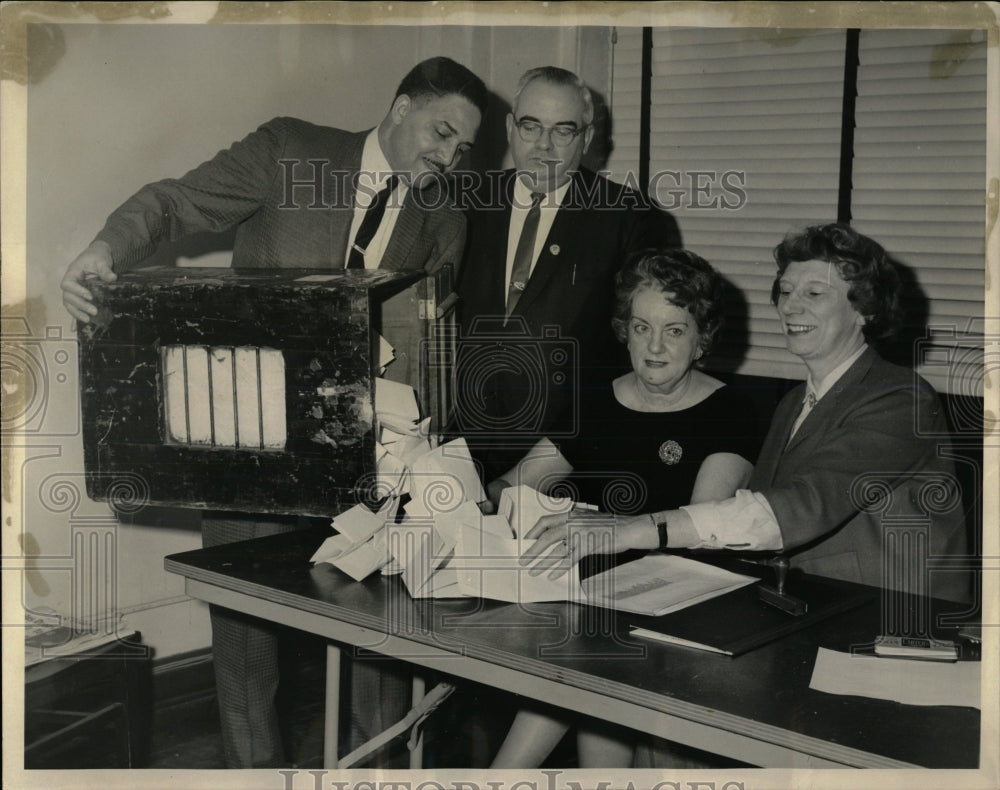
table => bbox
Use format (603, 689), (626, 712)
(164, 527), (980, 769)
(25, 631), (151, 768)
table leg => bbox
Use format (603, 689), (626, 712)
(324, 644), (341, 768)
(409, 675), (426, 769)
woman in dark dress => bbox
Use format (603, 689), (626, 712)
(487, 249), (760, 768)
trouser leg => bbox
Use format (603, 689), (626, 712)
(202, 514), (301, 768)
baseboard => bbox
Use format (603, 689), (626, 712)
(152, 648), (216, 712)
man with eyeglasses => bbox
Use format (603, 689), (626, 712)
(452, 66), (680, 482)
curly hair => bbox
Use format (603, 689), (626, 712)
(771, 223), (903, 342)
(611, 249), (726, 356)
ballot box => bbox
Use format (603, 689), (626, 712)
(76, 266), (455, 518)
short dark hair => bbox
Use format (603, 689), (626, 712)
(394, 56), (489, 117)
(771, 222), (903, 342)
(612, 249), (726, 356)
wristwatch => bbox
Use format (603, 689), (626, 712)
(651, 513), (669, 550)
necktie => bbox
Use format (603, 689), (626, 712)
(505, 191), (546, 317)
(347, 174), (400, 270)
(788, 390), (817, 444)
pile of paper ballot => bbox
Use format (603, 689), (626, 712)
(310, 377), (586, 601)
(311, 378), (756, 612)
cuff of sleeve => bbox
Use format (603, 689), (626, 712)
(94, 228), (151, 274)
(680, 490), (784, 551)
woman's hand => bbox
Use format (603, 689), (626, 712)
(519, 510), (618, 579)
(485, 478), (512, 511)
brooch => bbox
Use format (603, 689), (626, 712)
(658, 439), (683, 465)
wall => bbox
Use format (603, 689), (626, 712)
(14, 21), (612, 660)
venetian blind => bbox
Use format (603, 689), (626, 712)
(647, 27), (848, 380)
(851, 29), (987, 396)
(606, 26), (644, 186)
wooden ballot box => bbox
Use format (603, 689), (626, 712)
(77, 266), (455, 518)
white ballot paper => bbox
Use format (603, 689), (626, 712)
(377, 333), (395, 375)
(373, 379), (434, 498)
(392, 517), (457, 597)
(450, 502), (585, 603)
(498, 484), (574, 538)
(311, 498), (398, 573)
(374, 378), (420, 426)
(408, 438), (487, 517)
(332, 528), (390, 582)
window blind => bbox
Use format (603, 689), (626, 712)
(606, 26), (644, 186)
(648, 28), (848, 380)
(851, 29), (987, 396)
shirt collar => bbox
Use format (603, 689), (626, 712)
(807, 343), (868, 402)
(513, 172), (572, 209)
(360, 129), (401, 190)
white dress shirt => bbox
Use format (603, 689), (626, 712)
(679, 344), (869, 551)
(345, 129), (407, 269)
(504, 176), (572, 291)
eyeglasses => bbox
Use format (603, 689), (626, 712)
(513, 117), (589, 147)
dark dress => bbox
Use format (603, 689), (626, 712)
(558, 382), (760, 513)
(556, 382), (760, 578)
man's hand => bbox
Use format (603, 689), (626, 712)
(61, 241), (116, 323)
(519, 510), (617, 579)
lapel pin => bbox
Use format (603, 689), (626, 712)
(549, 244), (560, 256)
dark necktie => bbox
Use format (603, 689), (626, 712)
(347, 174), (400, 270)
(505, 191), (546, 317)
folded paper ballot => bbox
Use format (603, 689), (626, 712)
(408, 438), (487, 517)
(498, 485), (574, 538)
(452, 519), (585, 603)
(374, 378), (420, 424)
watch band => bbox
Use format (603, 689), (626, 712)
(652, 513), (669, 550)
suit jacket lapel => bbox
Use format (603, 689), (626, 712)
(381, 189), (427, 271)
(329, 130), (366, 268)
(480, 174), (516, 315)
(783, 347), (877, 454)
(750, 384), (804, 489)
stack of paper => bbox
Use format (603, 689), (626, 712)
(374, 378), (432, 496)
